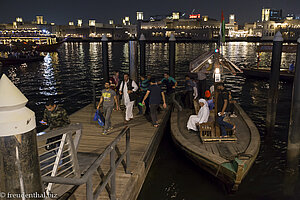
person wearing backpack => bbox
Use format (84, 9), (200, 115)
(119, 73), (139, 123)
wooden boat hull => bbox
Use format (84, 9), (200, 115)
(243, 68), (294, 81)
(170, 104), (260, 191)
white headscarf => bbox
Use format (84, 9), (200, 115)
(197, 98), (210, 124)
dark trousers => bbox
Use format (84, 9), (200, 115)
(184, 91), (194, 109)
(197, 79), (206, 98)
(227, 103), (234, 113)
(217, 116), (234, 136)
(150, 104), (159, 125)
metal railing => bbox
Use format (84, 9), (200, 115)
(41, 126), (131, 200)
(37, 123), (82, 196)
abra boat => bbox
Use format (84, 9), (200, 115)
(171, 51), (260, 192)
(242, 68), (294, 82)
(0, 55), (44, 65)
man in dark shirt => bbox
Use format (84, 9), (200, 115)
(159, 73), (182, 111)
(142, 79), (167, 127)
(216, 83), (235, 137)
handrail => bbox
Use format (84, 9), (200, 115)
(41, 126), (131, 200)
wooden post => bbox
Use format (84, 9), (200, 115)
(0, 74), (43, 197)
(266, 32), (283, 134)
(102, 35), (109, 83)
(139, 34), (146, 77)
(129, 40), (138, 82)
(284, 37), (300, 196)
(169, 34), (176, 78)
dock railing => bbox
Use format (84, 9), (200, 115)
(37, 123), (82, 196)
(40, 126), (131, 200)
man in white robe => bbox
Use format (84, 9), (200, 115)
(187, 98), (210, 131)
(119, 73), (138, 122)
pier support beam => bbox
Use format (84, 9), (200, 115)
(266, 32), (283, 134)
(129, 40), (138, 82)
(0, 74), (43, 197)
(284, 37), (300, 196)
(139, 34), (146, 77)
(102, 35), (109, 83)
(169, 34), (176, 78)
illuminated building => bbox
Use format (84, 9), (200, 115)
(89, 20), (96, 27)
(109, 20), (114, 25)
(16, 17), (23, 23)
(36, 16), (44, 24)
(137, 12), (144, 21)
(77, 19), (82, 27)
(189, 14), (201, 19)
(203, 16), (208, 22)
(69, 22), (74, 26)
(262, 8), (282, 22)
(173, 12), (180, 20)
(229, 14), (235, 24)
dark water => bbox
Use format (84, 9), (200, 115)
(0, 42), (299, 199)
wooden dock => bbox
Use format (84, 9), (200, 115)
(68, 104), (171, 200)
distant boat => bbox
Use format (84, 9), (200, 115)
(242, 68), (294, 81)
(256, 44), (297, 53)
(0, 55), (44, 65)
(0, 29), (65, 52)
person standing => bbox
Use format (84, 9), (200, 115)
(184, 75), (194, 109)
(119, 73), (139, 123)
(216, 83), (235, 137)
(110, 71), (120, 109)
(197, 65), (208, 98)
(289, 61), (295, 73)
(142, 79), (167, 127)
(137, 75), (150, 115)
(97, 81), (119, 135)
(159, 73), (182, 110)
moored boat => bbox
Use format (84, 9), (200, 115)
(170, 51), (260, 192)
(170, 103), (260, 192)
(0, 55), (44, 65)
(242, 68), (294, 81)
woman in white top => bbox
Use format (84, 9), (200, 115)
(187, 98), (210, 131)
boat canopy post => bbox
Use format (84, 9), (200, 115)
(101, 35), (109, 83)
(266, 32), (283, 134)
(285, 37), (300, 196)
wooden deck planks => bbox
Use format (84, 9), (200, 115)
(65, 104), (169, 199)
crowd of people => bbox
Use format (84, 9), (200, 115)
(40, 69), (237, 138)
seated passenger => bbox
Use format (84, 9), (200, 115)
(187, 98), (210, 132)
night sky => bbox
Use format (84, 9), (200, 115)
(0, 0), (299, 25)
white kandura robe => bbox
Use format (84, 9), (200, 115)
(119, 80), (138, 121)
(187, 99), (210, 131)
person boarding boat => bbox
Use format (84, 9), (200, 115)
(187, 98), (210, 131)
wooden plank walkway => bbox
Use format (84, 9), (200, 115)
(68, 104), (171, 200)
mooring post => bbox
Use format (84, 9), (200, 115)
(284, 37), (300, 196)
(0, 74), (43, 197)
(266, 32), (283, 134)
(169, 34), (176, 78)
(102, 34), (109, 83)
(139, 34), (146, 77)
(129, 40), (138, 82)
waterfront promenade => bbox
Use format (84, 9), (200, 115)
(67, 103), (171, 199)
